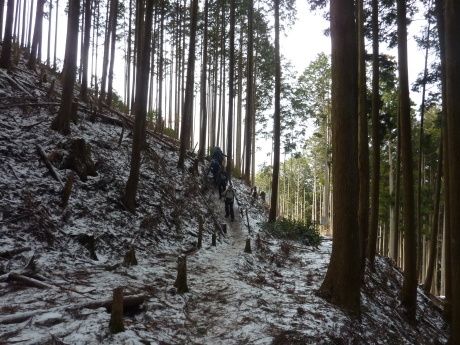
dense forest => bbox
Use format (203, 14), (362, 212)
(1, 0), (460, 343)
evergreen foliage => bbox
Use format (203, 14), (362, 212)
(263, 218), (321, 247)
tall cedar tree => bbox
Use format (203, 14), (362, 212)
(445, 0), (460, 341)
(226, 0), (235, 177)
(0, 0), (15, 69)
(243, 0), (254, 184)
(106, 0), (118, 107)
(122, 0), (155, 212)
(198, 0), (209, 162)
(367, 0), (380, 270)
(397, 0), (417, 319)
(50, 0), (80, 135)
(80, 0), (92, 101)
(435, 0), (452, 319)
(27, 0), (45, 69)
(178, 0), (199, 169)
(423, 135), (442, 293)
(269, 0), (281, 222)
(0, 0), (4, 39)
(319, 0), (361, 317)
(357, 0), (369, 275)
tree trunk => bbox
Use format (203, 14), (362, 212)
(226, 0), (235, 177)
(0, 0), (5, 39)
(397, 0), (417, 320)
(367, 0), (380, 271)
(27, 0), (45, 69)
(198, 0), (208, 162)
(106, 0), (118, 107)
(269, 0), (281, 222)
(80, 0), (92, 101)
(50, 0), (80, 135)
(357, 0), (369, 275)
(445, 0), (460, 339)
(46, 0), (52, 65)
(423, 136), (443, 293)
(0, 0), (15, 69)
(99, 0), (112, 103)
(177, 0), (198, 169)
(53, 0), (58, 70)
(122, 0), (155, 212)
(243, 0), (254, 184)
(319, 0), (361, 318)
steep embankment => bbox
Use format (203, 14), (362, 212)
(0, 54), (449, 345)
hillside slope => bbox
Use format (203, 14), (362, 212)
(0, 56), (449, 344)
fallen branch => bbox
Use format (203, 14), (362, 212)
(7, 272), (54, 289)
(36, 144), (64, 186)
(0, 69), (34, 97)
(0, 102), (60, 110)
(0, 247), (31, 258)
(82, 293), (146, 311)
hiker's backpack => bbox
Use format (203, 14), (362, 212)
(213, 147), (223, 163)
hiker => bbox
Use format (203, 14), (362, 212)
(217, 167), (228, 195)
(212, 147), (226, 166)
(223, 185), (235, 221)
(206, 159), (221, 183)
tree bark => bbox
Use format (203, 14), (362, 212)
(122, 0), (155, 212)
(0, 0), (15, 69)
(397, 0), (417, 320)
(269, 0), (281, 222)
(80, 0), (92, 101)
(50, 0), (80, 135)
(367, 0), (380, 271)
(445, 0), (460, 340)
(357, 0), (369, 275)
(178, 0), (198, 169)
(27, 0), (45, 69)
(243, 0), (254, 184)
(319, 0), (361, 318)
(198, 0), (208, 162)
(423, 136), (442, 293)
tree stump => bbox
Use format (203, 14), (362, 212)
(109, 287), (125, 334)
(244, 238), (252, 253)
(256, 234), (262, 250)
(212, 233), (217, 246)
(197, 216), (203, 249)
(62, 173), (75, 208)
(174, 255), (189, 293)
(260, 191), (266, 202)
(76, 233), (98, 260)
(123, 244), (138, 267)
(55, 138), (97, 182)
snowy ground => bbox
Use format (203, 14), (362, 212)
(0, 54), (450, 344)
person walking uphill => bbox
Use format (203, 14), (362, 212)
(223, 185), (235, 221)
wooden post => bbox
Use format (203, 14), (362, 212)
(123, 244), (138, 267)
(109, 287), (125, 334)
(198, 216), (203, 249)
(244, 238), (252, 253)
(118, 123), (125, 147)
(212, 233), (217, 246)
(174, 255), (189, 293)
(62, 173), (74, 208)
(256, 234), (261, 250)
